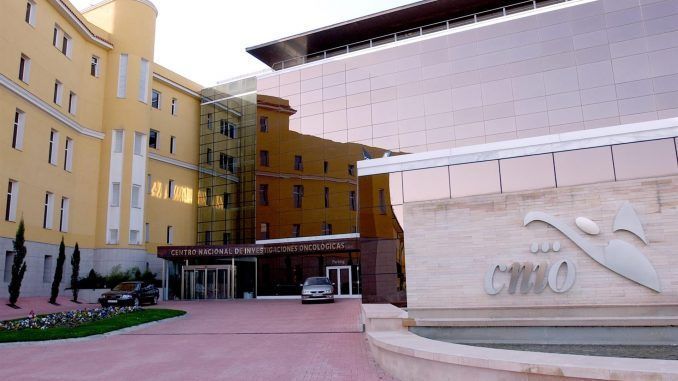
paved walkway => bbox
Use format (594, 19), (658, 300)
(0, 299), (395, 381)
(0, 296), (92, 321)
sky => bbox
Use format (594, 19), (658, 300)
(70, 0), (420, 86)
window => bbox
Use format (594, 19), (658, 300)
(205, 188), (212, 206)
(25, 1), (36, 26)
(149, 129), (158, 149)
(378, 188), (386, 214)
(129, 230), (140, 245)
(5, 180), (18, 222)
(324, 161), (329, 174)
(53, 25), (72, 57)
(168, 180), (175, 199)
(117, 54), (128, 98)
(43, 192), (54, 229)
(293, 185), (303, 208)
(134, 132), (144, 155)
(171, 98), (178, 115)
(222, 232), (231, 245)
(220, 153), (235, 172)
(113, 130), (123, 153)
(131, 184), (141, 208)
(207, 113), (213, 130)
(139, 59), (150, 103)
(260, 150), (269, 167)
(146, 174), (152, 194)
(322, 222), (333, 235)
(64, 137), (73, 172)
(324, 187), (330, 208)
(19, 54), (30, 83)
(48, 130), (59, 165)
(59, 197), (69, 232)
(204, 230), (212, 245)
(151, 89), (160, 109)
(4, 252), (15, 282)
(90, 56), (100, 77)
(108, 229), (119, 244)
(62, 33), (72, 58)
(12, 109), (25, 150)
(110, 183), (120, 207)
(43, 255), (53, 283)
(260, 223), (269, 240)
(349, 191), (356, 211)
(206, 148), (212, 163)
(220, 120), (236, 138)
(68, 92), (77, 114)
(166, 226), (174, 244)
(348, 164), (355, 176)
(53, 80), (63, 105)
(259, 184), (268, 206)
(224, 192), (231, 209)
(292, 224), (300, 238)
(145, 223), (150, 243)
(294, 155), (303, 171)
(170, 136), (176, 154)
(260, 116), (269, 132)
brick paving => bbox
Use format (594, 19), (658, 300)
(0, 299), (396, 381)
(0, 296), (89, 321)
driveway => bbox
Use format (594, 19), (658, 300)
(0, 299), (395, 381)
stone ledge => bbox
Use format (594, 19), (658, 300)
(404, 316), (678, 327)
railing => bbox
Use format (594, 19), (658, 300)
(271, 0), (572, 71)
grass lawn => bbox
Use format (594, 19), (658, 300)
(0, 308), (185, 343)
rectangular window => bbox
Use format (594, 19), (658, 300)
(43, 192), (54, 229)
(52, 25), (61, 48)
(168, 180), (175, 199)
(171, 98), (178, 115)
(68, 92), (77, 114)
(293, 185), (303, 208)
(145, 222), (150, 243)
(139, 59), (150, 103)
(206, 148), (212, 163)
(62, 33), (72, 58)
(19, 54), (30, 83)
(90, 56), (100, 77)
(4, 252), (15, 282)
(12, 109), (25, 150)
(53, 81), (63, 105)
(292, 224), (300, 238)
(166, 226), (174, 244)
(324, 161), (329, 174)
(64, 137), (73, 172)
(110, 183), (120, 207)
(146, 174), (152, 194)
(222, 232), (230, 245)
(5, 181), (18, 222)
(25, 1), (36, 26)
(170, 136), (176, 154)
(207, 113), (213, 130)
(219, 153), (235, 172)
(348, 164), (355, 176)
(206, 188), (212, 206)
(117, 54), (128, 98)
(43, 255), (53, 283)
(219, 120), (236, 138)
(322, 222), (333, 236)
(149, 129), (158, 149)
(260, 150), (269, 167)
(59, 197), (69, 232)
(259, 116), (269, 132)
(151, 89), (160, 109)
(108, 229), (119, 244)
(203, 230), (212, 245)
(48, 130), (59, 165)
(134, 132), (144, 155)
(349, 191), (356, 211)
(113, 130), (123, 153)
(259, 184), (268, 206)
(131, 184), (141, 208)
(378, 188), (386, 214)
(294, 155), (303, 171)
(260, 223), (269, 240)
(129, 230), (140, 245)
(224, 192), (231, 209)
(324, 187), (330, 208)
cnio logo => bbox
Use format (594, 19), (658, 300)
(484, 202), (661, 295)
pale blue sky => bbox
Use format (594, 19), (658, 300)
(70, 0), (419, 86)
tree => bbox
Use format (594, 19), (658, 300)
(70, 243), (80, 302)
(8, 219), (27, 307)
(49, 238), (66, 304)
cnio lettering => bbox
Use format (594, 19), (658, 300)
(484, 259), (576, 295)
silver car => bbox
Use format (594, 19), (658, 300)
(301, 277), (334, 303)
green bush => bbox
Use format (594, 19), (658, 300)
(75, 266), (160, 289)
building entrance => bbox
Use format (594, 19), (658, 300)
(182, 265), (232, 300)
(326, 265), (356, 297)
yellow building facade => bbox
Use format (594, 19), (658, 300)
(0, 0), (201, 297)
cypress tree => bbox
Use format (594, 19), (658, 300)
(70, 243), (80, 302)
(8, 219), (27, 307)
(49, 238), (66, 304)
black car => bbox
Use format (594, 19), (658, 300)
(99, 281), (159, 307)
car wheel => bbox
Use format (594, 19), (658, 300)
(133, 297), (140, 307)
(152, 296), (158, 305)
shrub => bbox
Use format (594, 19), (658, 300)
(49, 238), (66, 304)
(8, 220), (27, 306)
(70, 243), (80, 302)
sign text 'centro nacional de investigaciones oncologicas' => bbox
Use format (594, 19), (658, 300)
(157, 239), (360, 259)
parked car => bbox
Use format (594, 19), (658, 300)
(99, 281), (159, 307)
(300, 277), (334, 304)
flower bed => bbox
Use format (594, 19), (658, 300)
(0, 306), (142, 332)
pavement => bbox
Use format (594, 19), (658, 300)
(0, 296), (88, 321)
(0, 298), (396, 381)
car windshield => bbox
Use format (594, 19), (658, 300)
(304, 277), (331, 286)
(113, 283), (138, 291)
